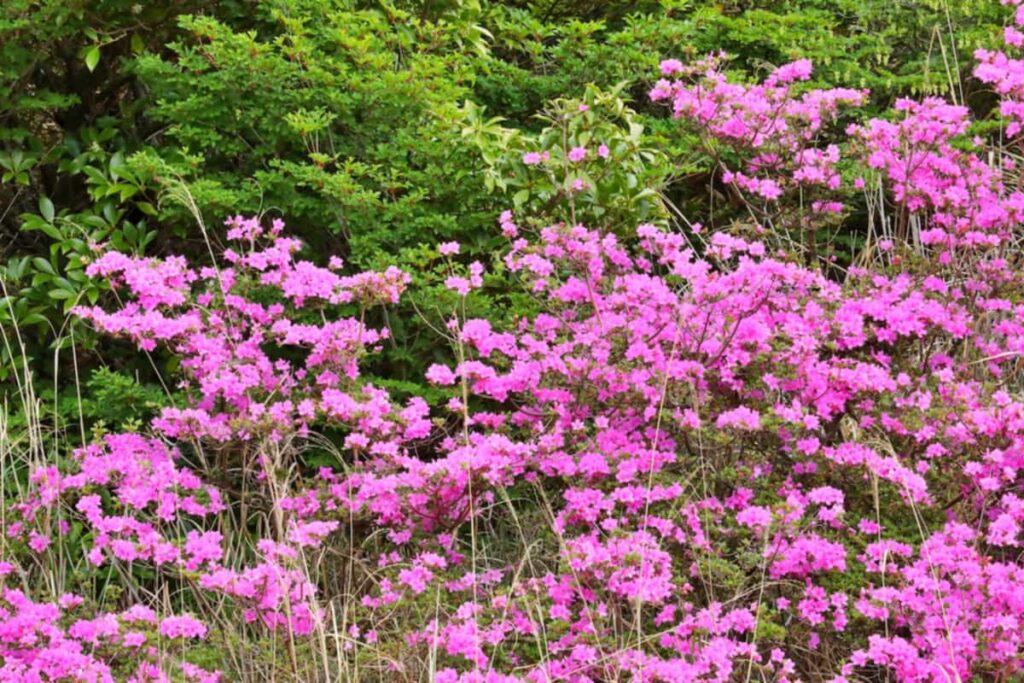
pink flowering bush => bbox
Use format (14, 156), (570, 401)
(649, 54), (866, 261)
(7, 3), (1024, 681)
(0, 559), (215, 682)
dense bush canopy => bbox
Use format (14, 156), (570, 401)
(3, 0), (1024, 681)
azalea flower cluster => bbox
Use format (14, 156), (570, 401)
(7, 3), (1024, 681)
(0, 558), (214, 682)
(651, 54), (865, 205)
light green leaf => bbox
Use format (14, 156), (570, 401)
(39, 196), (55, 223)
(84, 45), (100, 73)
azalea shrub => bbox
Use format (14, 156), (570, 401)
(7, 2), (1024, 683)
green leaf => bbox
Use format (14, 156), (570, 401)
(19, 313), (49, 327)
(84, 46), (100, 73)
(31, 257), (55, 275)
(38, 223), (64, 241)
(39, 196), (55, 223)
